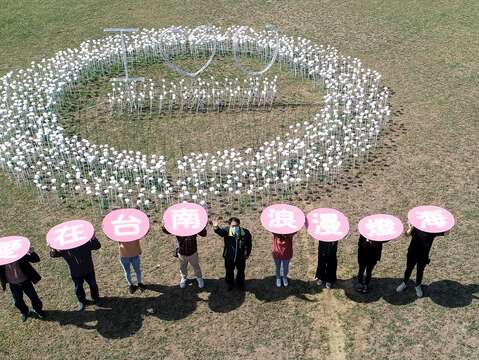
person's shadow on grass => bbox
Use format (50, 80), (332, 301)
(341, 277), (479, 308)
(41, 276), (325, 338)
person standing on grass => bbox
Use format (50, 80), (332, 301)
(396, 223), (448, 297)
(49, 236), (101, 311)
(356, 235), (383, 293)
(213, 217), (252, 291)
(162, 225), (207, 289)
(118, 239), (145, 294)
(271, 232), (296, 288)
(0, 247), (45, 321)
(315, 240), (338, 289)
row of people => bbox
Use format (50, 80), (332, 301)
(0, 217), (447, 321)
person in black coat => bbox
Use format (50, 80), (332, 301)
(212, 217), (252, 291)
(0, 248), (44, 321)
(315, 241), (338, 288)
(356, 235), (383, 293)
(396, 223), (449, 297)
(50, 236), (101, 310)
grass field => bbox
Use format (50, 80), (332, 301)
(0, 1), (478, 359)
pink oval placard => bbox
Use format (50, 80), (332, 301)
(260, 204), (305, 235)
(102, 208), (150, 242)
(47, 220), (95, 250)
(163, 202), (208, 237)
(306, 208), (350, 241)
(358, 214), (404, 241)
(408, 205), (455, 233)
(0, 236), (31, 266)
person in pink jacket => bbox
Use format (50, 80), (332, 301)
(272, 232), (296, 288)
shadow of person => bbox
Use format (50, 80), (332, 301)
(40, 308), (97, 331)
(144, 282), (202, 321)
(246, 276), (322, 303)
(425, 280), (479, 308)
(206, 277), (246, 313)
(342, 277), (479, 308)
(342, 277), (417, 305)
(93, 296), (150, 339)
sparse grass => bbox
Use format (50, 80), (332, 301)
(0, 1), (478, 360)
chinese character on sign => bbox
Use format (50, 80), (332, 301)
(53, 224), (88, 246)
(312, 213), (342, 235)
(416, 210), (447, 229)
(267, 209), (296, 229)
(111, 214), (141, 236)
(365, 218), (395, 237)
(171, 208), (201, 230)
(0, 239), (22, 259)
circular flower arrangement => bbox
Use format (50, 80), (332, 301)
(0, 26), (391, 212)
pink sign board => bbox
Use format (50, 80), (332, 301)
(260, 204), (305, 235)
(306, 208), (350, 242)
(358, 214), (404, 241)
(408, 205), (455, 233)
(102, 208), (150, 242)
(0, 236), (31, 266)
(163, 202), (208, 237)
(47, 220), (95, 250)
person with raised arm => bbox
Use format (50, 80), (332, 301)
(213, 217), (252, 291)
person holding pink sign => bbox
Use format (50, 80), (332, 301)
(50, 236), (102, 311)
(356, 235), (384, 293)
(119, 240), (145, 294)
(162, 226), (207, 289)
(315, 241), (338, 289)
(102, 209), (149, 294)
(396, 223), (449, 298)
(0, 247), (45, 321)
(271, 233), (296, 288)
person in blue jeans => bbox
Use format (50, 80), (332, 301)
(50, 236), (101, 311)
(272, 233), (296, 287)
(118, 239), (144, 294)
(0, 247), (45, 321)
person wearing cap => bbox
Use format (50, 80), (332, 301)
(162, 225), (207, 289)
(118, 240), (145, 294)
(271, 232), (296, 288)
(356, 235), (384, 293)
(0, 247), (44, 321)
(49, 236), (101, 311)
(315, 240), (338, 289)
(396, 223), (449, 297)
(213, 217), (252, 291)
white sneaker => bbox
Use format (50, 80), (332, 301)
(180, 277), (188, 289)
(282, 277), (289, 287)
(276, 278), (282, 288)
(316, 279), (323, 286)
(196, 277), (204, 289)
(396, 282), (407, 293)
(415, 285), (423, 298)
(325, 282), (332, 289)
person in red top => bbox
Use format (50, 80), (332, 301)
(271, 232), (296, 287)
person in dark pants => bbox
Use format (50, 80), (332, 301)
(0, 248), (45, 321)
(396, 223), (448, 297)
(50, 236), (101, 310)
(315, 241), (338, 289)
(356, 235), (383, 293)
(213, 217), (252, 291)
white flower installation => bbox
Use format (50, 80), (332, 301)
(0, 25), (391, 212)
